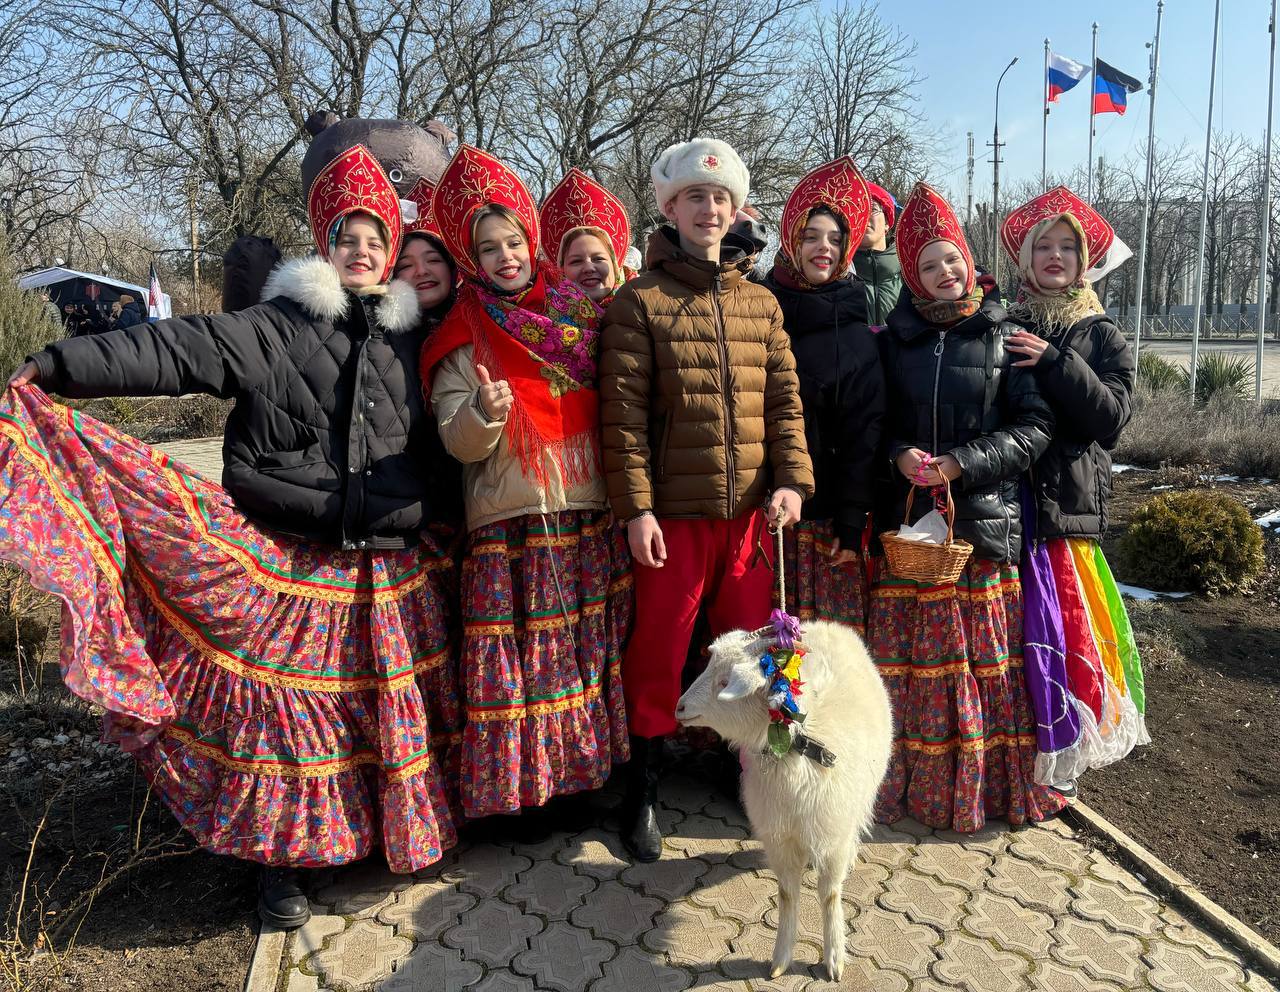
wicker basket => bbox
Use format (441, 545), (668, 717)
(880, 478), (973, 584)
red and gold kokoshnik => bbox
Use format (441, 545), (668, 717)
(305, 143), (404, 284)
(779, 156), (871, 278)
(1000, 184), (1116, 265)
(405, 176), (440, 236)
(895, 182), (976, 301)
(431, 144), (541, 280)
(538, 168), (631, 268)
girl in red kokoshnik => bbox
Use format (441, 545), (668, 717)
(1000, 187), (1147, 797)
(540, 168), (637, 308)
(419, 146), (632, 822)
(1, 141), (465, 929)
(762, 156), (886, 636)
(395, 174), (460, 320)
(869, 182), (1067, 832)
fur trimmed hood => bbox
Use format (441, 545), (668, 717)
(260, 256), (421, 332)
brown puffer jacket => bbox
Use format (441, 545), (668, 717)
(599, 227), (814, 521)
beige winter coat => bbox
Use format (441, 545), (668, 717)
(431, 344), (607, 532)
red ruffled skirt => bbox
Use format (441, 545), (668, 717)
(458, 511), (631, 817)
(868, 557), (1067, 832)
(782, 519), (869, 636)
(0, 387), (462, 871)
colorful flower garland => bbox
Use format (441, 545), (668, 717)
(758, 609), (808, 756)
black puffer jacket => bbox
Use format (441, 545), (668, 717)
(879, 291), (1054, 562)
(1011, 313), (1134, 540)
(763, 271), (885, 547)
(31, 257), (462, 549)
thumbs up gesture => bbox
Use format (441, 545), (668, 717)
(476, 364), (514, 421)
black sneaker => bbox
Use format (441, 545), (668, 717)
(1050, 780), (1078, 802)
(258, 866), (311, 930)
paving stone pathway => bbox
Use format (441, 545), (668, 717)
(161, 439), (1275, 992)
(259, 752), (1276, 992)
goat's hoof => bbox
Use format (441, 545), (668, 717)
(768, 961), (787, 979)
(824, 950), (844, 982)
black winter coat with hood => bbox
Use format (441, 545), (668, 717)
(30, 256), (462, 549)
(762, 271), (885, 548)
(1010, 313), (1134, 541)
(878, 291), (1054, 562)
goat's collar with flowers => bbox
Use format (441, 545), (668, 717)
(754, 610), (837, 766)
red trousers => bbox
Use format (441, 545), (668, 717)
(623, 513), (775, 737)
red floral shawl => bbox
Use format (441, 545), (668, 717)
(420, 266), (603, 487)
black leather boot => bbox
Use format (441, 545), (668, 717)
(258, 866), (311, 929)
(623, 735), (664, 862)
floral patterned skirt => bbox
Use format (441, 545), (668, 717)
(782, 519), (868, 636)
(458, 510), (631, 817)
(0, 387), (463, 871)
(868, 557), (1067, 832)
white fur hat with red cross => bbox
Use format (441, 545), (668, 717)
(651, 138), (750, 212)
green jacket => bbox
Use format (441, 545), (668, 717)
(854, 242), (903, 325)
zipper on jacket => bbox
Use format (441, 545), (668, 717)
(931, 330), (946, 455)
(1001, 488), (1013, 562)
(711, 271), (736, 516)
(870, 254), (882, 321)
(1028, 462), (1040, 553)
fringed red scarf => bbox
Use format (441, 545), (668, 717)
(420, 265), (604, 488)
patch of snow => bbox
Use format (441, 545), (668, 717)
(1255, 508), (1280, 529)
(1112, 464), (1137, 474)
(1200, 474), (1241, 483)
(1150, 484), (1175, 491)
(1117, 583), (1192, 601)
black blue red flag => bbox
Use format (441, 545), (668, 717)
(1093, 58), (1143, 115)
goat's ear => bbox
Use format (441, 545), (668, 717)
(716, 662), (763, 702)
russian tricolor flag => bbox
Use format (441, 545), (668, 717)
(1047, 52), (1090, 104)
(1093, 58), (1144, 115)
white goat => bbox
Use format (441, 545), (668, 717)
(675, 619), (892, 981)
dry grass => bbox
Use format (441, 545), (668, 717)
(67, 394), (232, 444)
(1115, 386), (1280, 477)
(0, 568), (196, 991)
(1125, 599), (1205, 677)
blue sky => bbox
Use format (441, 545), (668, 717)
(870, 0), (1272, 198)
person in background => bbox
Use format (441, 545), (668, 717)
(539, 168), (636, 308)
(854, 181), (903, 325)
(116, 293), (145, 329)
(394, 176), (458, 320)
(39, 290), (61, 328)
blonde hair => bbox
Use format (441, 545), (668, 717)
(559, 226), (622, 285)
(469, 204), (529, 261)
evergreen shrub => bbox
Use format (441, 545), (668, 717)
(1118, 490), (1265, 597)
(0, 241), (61, 379)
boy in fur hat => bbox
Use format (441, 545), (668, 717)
(599, 137), (814, 862)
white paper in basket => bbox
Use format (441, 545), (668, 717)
(896, 508), (949, 545)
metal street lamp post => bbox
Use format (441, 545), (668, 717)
(990, 56), (1019, 285)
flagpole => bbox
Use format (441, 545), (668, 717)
(1087, 22), (1098, 204)
(1042, 38), (1050, 192)
(1190, 0), (1223, 401)
(1258, 0), (1277, 407)
(1132, 0), (1164, 374)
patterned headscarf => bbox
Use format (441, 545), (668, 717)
(1008, 214), (1105, 338)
